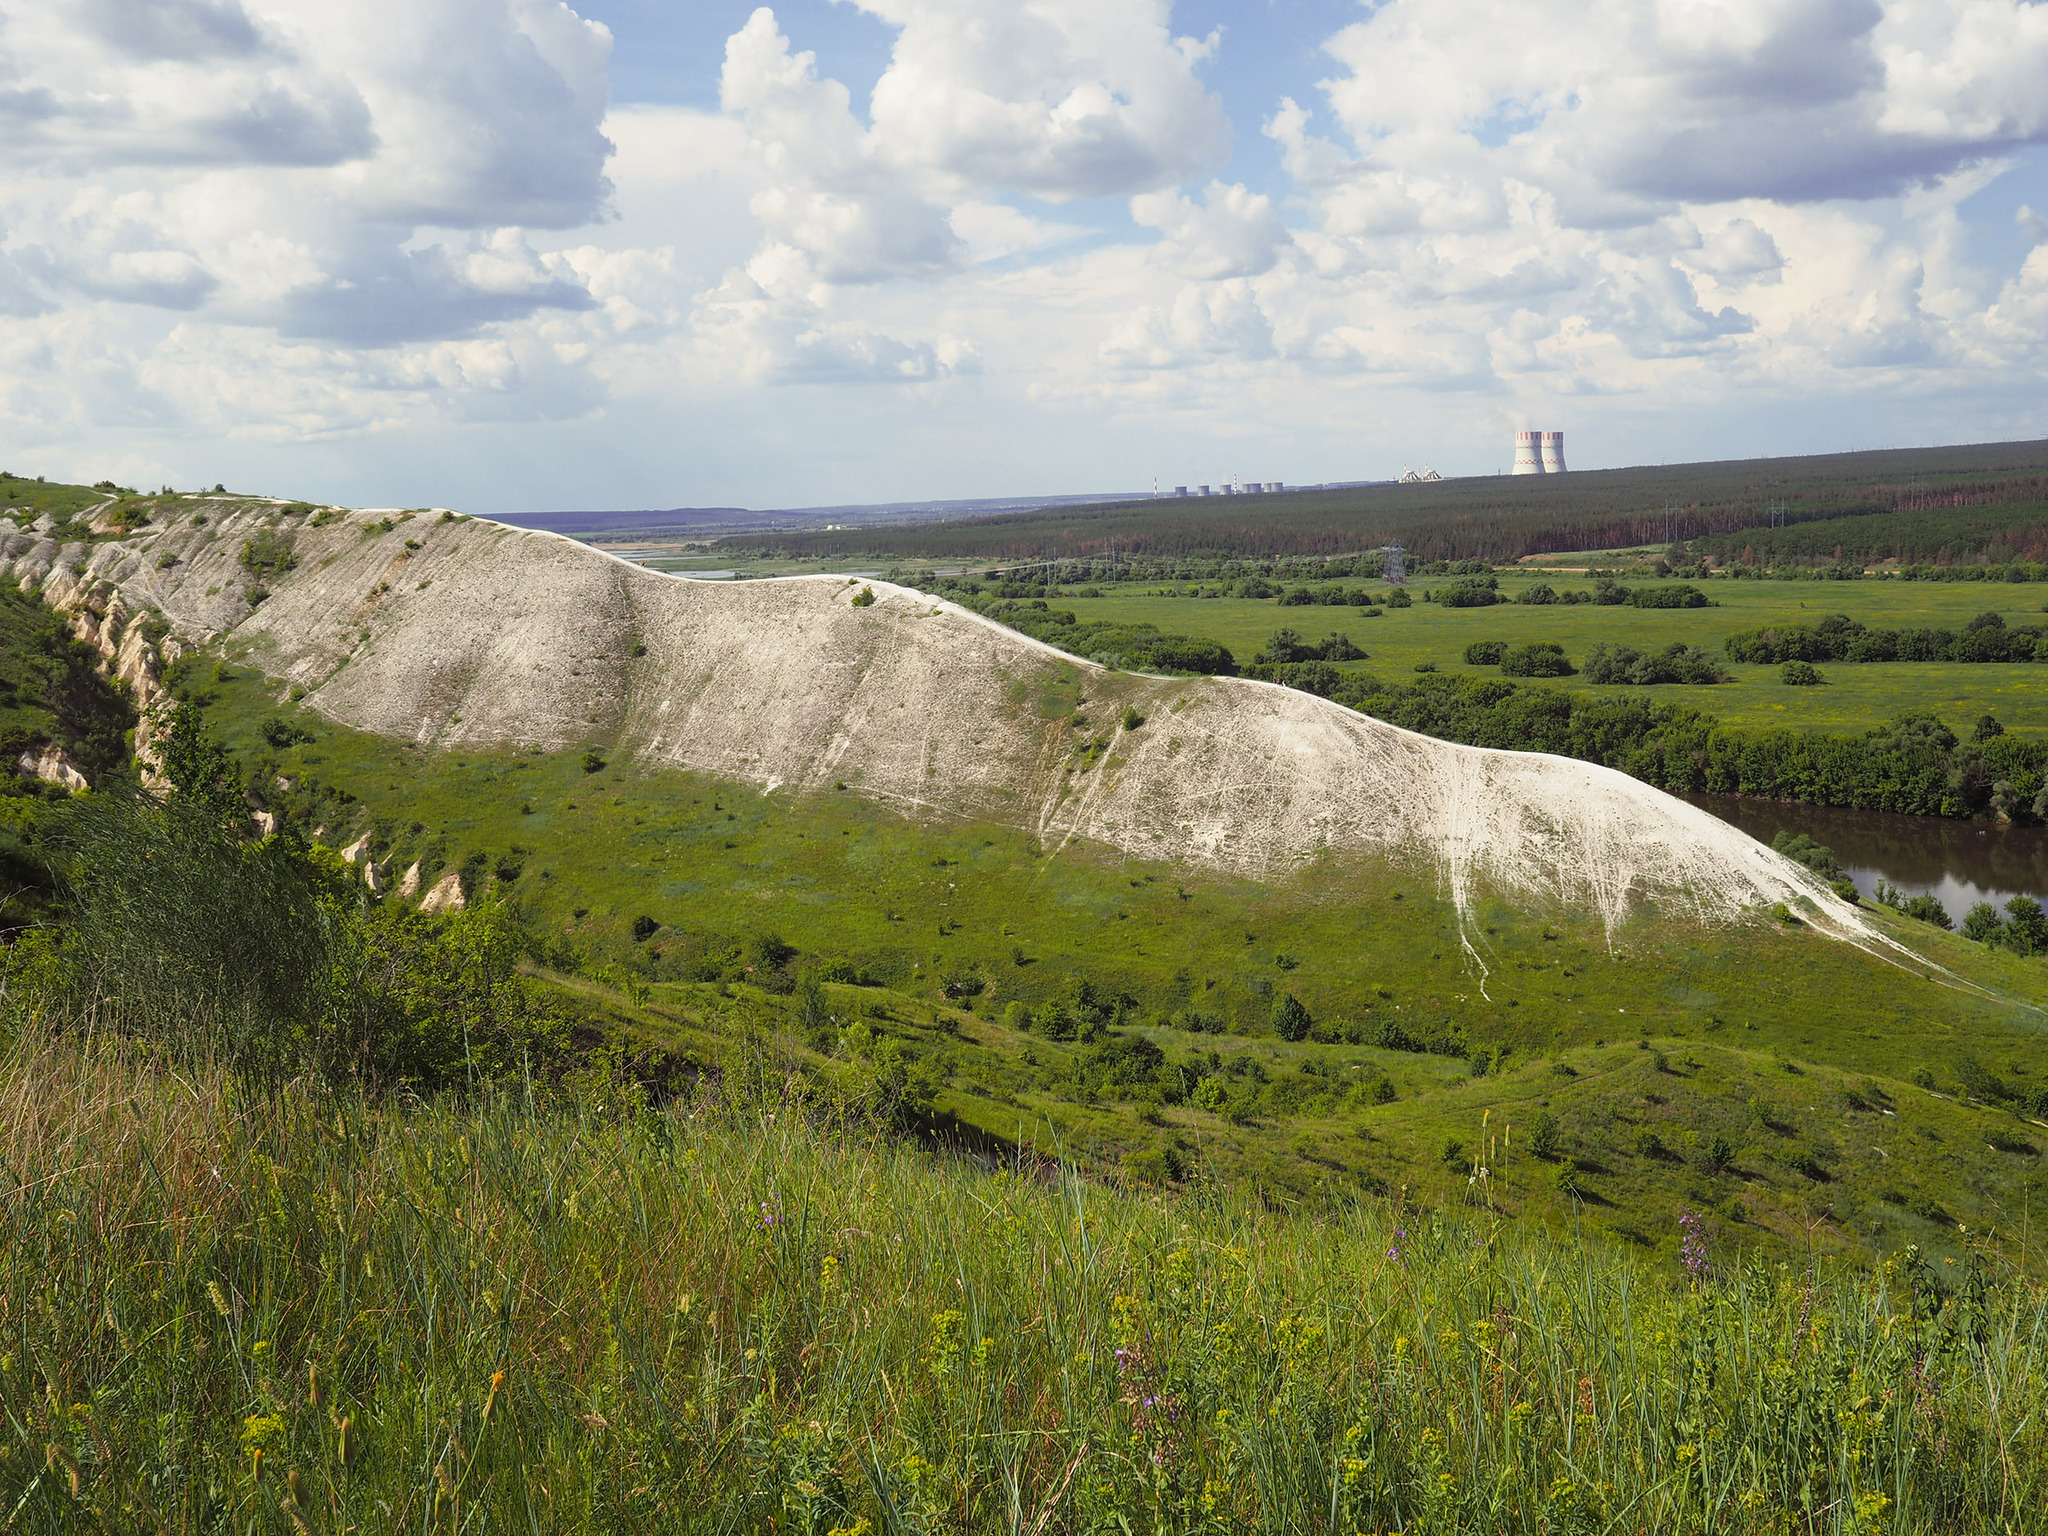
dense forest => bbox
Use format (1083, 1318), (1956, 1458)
(721, 439), (2048, 566)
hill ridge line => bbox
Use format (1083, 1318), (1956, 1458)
(1, 501), (1894, 953)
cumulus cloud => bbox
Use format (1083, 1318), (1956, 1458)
(3, 0), (2047, 507)
(857, 0), (1226, 200)
(1131, 182), (1288, 279)
(0, 0), (612, 346)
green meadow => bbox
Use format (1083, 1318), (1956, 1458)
(2, 1036), (2042, 1533)
(1049, 572), (2048, 733)
(162, 653), (2048, 1274)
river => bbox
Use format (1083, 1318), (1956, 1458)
(1687, 795), (2048, 923)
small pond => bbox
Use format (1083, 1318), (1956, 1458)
(1686, 794), (2048, 924)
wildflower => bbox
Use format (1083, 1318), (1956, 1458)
(484, 1369), (505, 1421)
(1679, 1207), (1713, 1285)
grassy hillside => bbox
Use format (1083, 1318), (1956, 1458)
(152, 651), (2048, 1272)
(0, 471), (110, 531)
(718, 439), (2048, 565)
(2, 1036), (2041, 1533)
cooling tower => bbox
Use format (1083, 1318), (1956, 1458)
(1512, 431), (1542, 475)
(1540, 431), (1566, 474)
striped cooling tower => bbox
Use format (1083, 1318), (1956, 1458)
(1513, 430), (1543, 475)
(1539, 431), (1565, 474)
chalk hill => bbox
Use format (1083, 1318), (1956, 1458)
(6, 498), (1850, 939)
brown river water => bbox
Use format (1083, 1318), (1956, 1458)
(1686, 795), (2048, 924)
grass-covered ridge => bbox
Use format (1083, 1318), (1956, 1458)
(1, 1037), (2041, 1533)
(111, 652), (2048, 1272)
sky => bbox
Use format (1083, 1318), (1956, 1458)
(4, 0), (2048, 512)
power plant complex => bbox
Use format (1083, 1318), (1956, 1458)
(1512, 431), (1567, 474)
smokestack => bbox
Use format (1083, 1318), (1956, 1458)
(1540, 431), (1566, 474)
(1512, 430), (1542, 475)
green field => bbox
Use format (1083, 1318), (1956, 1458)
(3, 1035), (2042, 1533)
(1045, 572), (2048, 733)
(134, 652), (2048, 1273)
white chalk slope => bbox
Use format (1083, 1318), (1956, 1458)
(6, 500), (1862, 939)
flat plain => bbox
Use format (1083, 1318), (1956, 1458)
(1052, 570), (2048, 732)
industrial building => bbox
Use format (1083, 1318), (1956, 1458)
(1512, 430), (1567, 475)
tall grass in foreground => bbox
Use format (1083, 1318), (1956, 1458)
(1, 1038), (2042, 1534)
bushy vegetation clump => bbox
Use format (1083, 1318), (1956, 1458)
(0, 1036), (2038, 1533)
(1318, 671), (2048, 823)
(1726, 610), (2048, 666)
(958, 597), (1236, 676)
(1581, 641), (1726, 686)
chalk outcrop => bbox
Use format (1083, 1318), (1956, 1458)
(5, 497), (1866, 940)
(419, 870), (465, 915)
(16, 744), (88, 792)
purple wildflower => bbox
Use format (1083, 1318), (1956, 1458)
(1679, 1207), (1711, 1285)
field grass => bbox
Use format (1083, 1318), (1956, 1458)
(0, 474), (105, 528)
(2, 1035), (2042, 1533)
(171, 653), (2048, 1272)
(1046, 573), (2048, 734)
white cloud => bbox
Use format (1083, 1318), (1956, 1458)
(1131, 182), (1288, 279)
(2, 0), (2046, 508)
(856, 0), (1226, 200)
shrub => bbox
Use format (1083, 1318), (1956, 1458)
(1700, 1131), (1737, 1173)
(1383, 587), (1412, 608)
(1528, 1112), (1562, 1160)
(1583, 642), (1726, 685)
(1371, 1076), (1396, 1104)
(1464, 640), (1507, 665)
(1439, 1137), (1467, 1166)
(631, 915), (658, 943)
(580, 751), (607, 773)
(1962, 902), (2007, 945)
(1272, 993), (1312, 1042)
(1780, 660), (1824, 686)
(1516, 582), (1558, 605)
(1901, 894), (1953, 930)
(1499, 643), (1575, 677)
(1771, 831), (1848, 885)
(850, 586), (877, 607)
(1634, 1128), (1667, 1159)
(1630, 583), (1708, 608)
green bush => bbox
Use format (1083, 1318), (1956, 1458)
(1463, 640), (1506, 665)
(1272, 993), (1312, 1042)
(1780, 660), (1825, 686)
(1499, 642), (1575, 678)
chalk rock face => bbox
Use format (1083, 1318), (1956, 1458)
(397, 862), (421, 900)
(16, 744), (87, 791)
(419, 870), (465, 915)
(252, 809), (278, 837)
(340, 834), (371, 864)
(39, 499), (1864, 940)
